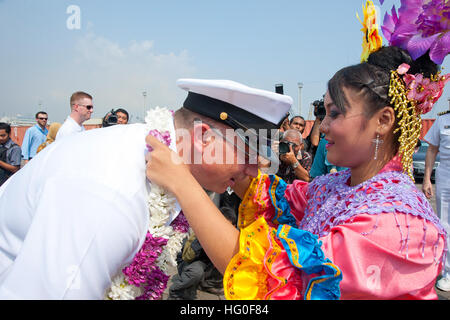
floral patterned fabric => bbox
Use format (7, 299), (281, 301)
(225, 173), (342, 300)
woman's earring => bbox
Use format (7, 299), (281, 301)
(372, 134), (383, 160)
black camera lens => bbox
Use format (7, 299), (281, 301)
(102, 109), (119, 127)
(108, 114), (118, 124)
(313, 99), (326, 120)
(279, 141), (291, 155)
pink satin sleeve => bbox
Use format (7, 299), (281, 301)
(318, 212), (445, 300)
(284, 180), (309, 223)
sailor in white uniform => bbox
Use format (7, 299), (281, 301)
(0, 79), (291, 299)
(423, 109), (450, 292)
(0, 123), (157, 299)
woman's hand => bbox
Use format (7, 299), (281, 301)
(145, 134), (192, 195)
(145, 134), (239, 274)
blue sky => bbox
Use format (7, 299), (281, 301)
(0, 0), (448, 123)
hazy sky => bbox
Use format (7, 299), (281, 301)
(0, 0), (448, 123)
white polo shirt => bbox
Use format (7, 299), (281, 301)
(56, 115), (86, 140)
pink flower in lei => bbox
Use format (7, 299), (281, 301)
(146, 129), (172, 152)
(122, 212), (189, 300)
(171, 210), (190, 233)
(396, 63), (450, 114)
(122, 233), (167, 286)
(136, 269), (170, 300)
(123, 211), (189, 300)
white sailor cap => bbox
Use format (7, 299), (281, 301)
(177, 79), (292, 130)
(176, 78), (292, 162)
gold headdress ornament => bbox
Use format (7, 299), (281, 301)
(388, 68), (422, 181)
(389, 65), (449, 180)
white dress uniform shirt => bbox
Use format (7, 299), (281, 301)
(56, 115), (86, 140)
(424, 112), (450, 276)
(0, 122), (178, 299)
(425, 113), (450, 167)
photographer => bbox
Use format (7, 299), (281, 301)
(303, 98), (326, 159)
(276, 129), (311, 183)
(102, 108), (129, 127)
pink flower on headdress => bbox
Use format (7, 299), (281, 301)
(400, 68), (450, 114)
(406, 74), (433, 113)
(405, 74), (430, 98)
(397, 63), (411, 74)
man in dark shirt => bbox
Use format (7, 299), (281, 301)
(0, 123), (22, 186)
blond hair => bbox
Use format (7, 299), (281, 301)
(70, 91), (92, 108)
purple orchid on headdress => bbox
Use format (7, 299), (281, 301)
(380, 0), (449, 64)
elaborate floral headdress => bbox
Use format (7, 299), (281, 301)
(358, 0), (449, 180)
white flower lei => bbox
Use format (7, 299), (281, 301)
(105, 107), (189, 300)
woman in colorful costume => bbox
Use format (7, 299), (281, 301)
(145, 1), (449, 300)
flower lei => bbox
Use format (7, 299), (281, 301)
(105, 107), (190, 300)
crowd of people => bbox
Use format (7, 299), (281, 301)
(0, 92), (130, 187)
(0, 0), (449, 301)
(0, 89), (236, 300)
(0, 85), (366, 194)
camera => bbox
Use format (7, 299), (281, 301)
(279, 141), (295, 155)
(313, 99), (326, 120)
(275, 84), (284, 95)
(102, 109), (118, 127)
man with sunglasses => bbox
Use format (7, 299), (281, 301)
(56, 91), (94, 140)
(0, 79), (291, 299)
(21, 112), (48, 164)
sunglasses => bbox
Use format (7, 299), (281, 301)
(76, 104), (94, 111)
(38, 118), (48, 120)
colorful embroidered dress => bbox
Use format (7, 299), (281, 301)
(224, 156), (447, 300)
